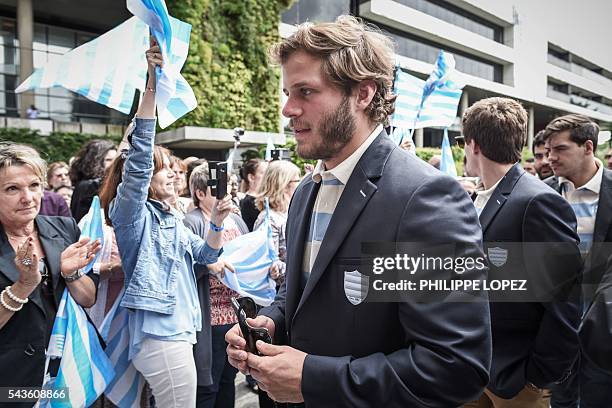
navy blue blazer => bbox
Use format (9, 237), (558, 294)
(260, 131), (492, 407)
(0, 216), (98, 406)
(481, 164), (582, 398)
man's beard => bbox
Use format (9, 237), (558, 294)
(294, 96), (356, 161)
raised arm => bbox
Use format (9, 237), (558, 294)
(108, 41), (159, 227)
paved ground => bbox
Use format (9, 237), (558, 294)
(235, 372), (259, 408)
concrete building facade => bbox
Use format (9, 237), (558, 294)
(1, 0), (610, 150)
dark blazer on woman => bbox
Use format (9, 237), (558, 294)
(0, 216), (98, 406)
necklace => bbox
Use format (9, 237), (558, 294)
(5, 226), (38, 247)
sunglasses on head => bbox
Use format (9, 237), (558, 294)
(455, 136), (466, 148)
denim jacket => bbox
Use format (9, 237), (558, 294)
(110, 118), (220, 315)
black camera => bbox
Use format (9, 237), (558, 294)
(233, 127), (245, 143)
(207, 161), (228, 199)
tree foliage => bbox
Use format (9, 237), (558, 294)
(0, 128), (120, 163)
(167, 0), (293, 132)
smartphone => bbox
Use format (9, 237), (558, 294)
(230, 297), (272, 355)
(215, 162), (228, 199)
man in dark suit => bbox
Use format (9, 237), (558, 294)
(539, 114), (612, 408)
(533, 130), (554, 180)
(226, 16), (492, 408)
(461, 98), (582, 408)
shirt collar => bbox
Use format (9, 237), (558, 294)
(558, 159), (603, 194)
(475, 177), (502, 199)
(311, 124), (383, 184)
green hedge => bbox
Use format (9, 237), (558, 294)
(0, 128), (121, 163)
(167, 0), (293, 132)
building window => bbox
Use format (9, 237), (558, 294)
(282, 0), (351, 25)
(359, 0), (504, 42)
(380, 23), (503, 83)
(0, 16), (128, 124)
(547, 78), (612, 116)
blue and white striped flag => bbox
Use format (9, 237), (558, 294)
(392, 66), (424, 129)
(16, 17), (148, 115)
(416, 51), (464, 128)
(128, 0), (197, 128)
(440, 128), (458, 177)
(41, 289), (115, 408)
(79, 196), (105, 273)
(391, 50), (464, 130)
(99, 291), (145, 408)
(218, 201), (278, 306)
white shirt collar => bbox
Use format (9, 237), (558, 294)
(312, 124), (383, 185)
(558, 159), (603, 194)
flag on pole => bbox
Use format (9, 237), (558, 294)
(41, 290), (115, 408)
(440, 128), (458, 177)
(218, 200), (278, 306)
(391, 50), (464, 130)
(16, 17), (148, 114)
(127, 0), (197, 128)
(392, 66), (424, 129)
(99, 291), (145, 408)
(78, 196), (106, 273)
(416, 51), (464, 128)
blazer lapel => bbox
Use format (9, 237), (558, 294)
(593, 169), (612, 242)
(0, 228), (45, 312)
(294, 131), (390, 319)
(285, 179), (319, 323)
(479, 163), (525, 234)
(36, 217), (66, 307)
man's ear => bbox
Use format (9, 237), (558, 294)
(584, 140), (595, 155)
(471, 140), (481, 154)
(355, 80), (377, 112)
(195, 188), (207, 202)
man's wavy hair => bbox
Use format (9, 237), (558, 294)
(270, 15), (397, 126)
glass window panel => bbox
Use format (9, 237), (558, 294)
(33, 50), (48, 69)
(0, 18), (17, 47)
(49, 112), (71, 122)
(282, 0), (350, 24)
(33, 24), (47, 51)
(0, 45), (18, 75)
(394, 0), (500, 42)
(48, 26), (74, 55)
(34, 93), (49, 116)
(49, 95), (73, 114)
(76, 32), (96, 46)
(49, 87), (71, 99)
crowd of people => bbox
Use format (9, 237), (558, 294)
(0, 15), (611, 408)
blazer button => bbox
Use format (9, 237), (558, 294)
(24, 344), (35, 356)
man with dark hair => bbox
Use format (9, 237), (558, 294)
(541, 113), (612, 408)
(605, 148), (612, 170)
(226, 16), (491, 407)
(533, 130), (554, 179)
(523, 157), (537, 176)
(462, 97), (582, 407)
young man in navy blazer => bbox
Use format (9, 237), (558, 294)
(541, 114), (612, 408)
(462, 98), (583, 408)
(226, 16), (492, 408)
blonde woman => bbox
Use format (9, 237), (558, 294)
(253, 160), (301, 283)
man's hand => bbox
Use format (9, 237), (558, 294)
(248, 341), (307, 403)
(226, 315), (275, 373)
